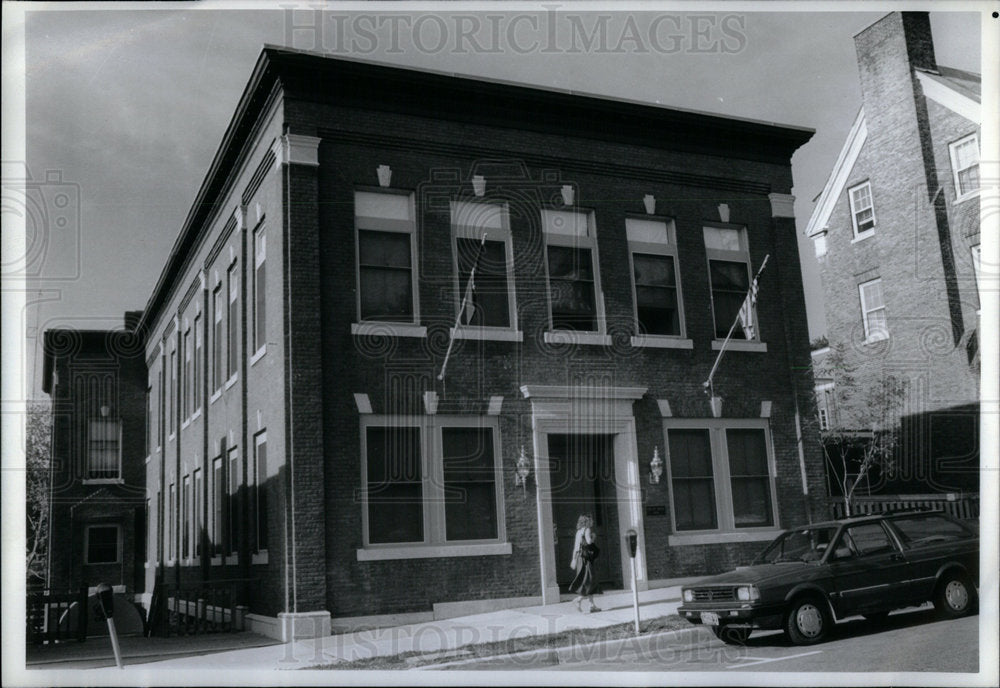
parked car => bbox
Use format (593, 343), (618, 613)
(677, 510), (979, 645)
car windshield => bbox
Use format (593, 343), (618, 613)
(754, 527), (839, 564)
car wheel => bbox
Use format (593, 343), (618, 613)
(863, 611), (890, 624)
(785, 596), (830, 645)
(712, 625), (752, 645)
(934, 572), (977, 618)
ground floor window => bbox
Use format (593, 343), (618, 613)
(361, 416), (503, 547)
(85, 524), (121, 564)
(664, 420), (777, 533)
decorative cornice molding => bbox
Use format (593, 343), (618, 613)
(242, 147), (277, 205)
(520, 385), (647, 400)
(320, 129), (772, 196)
(768, 193), (796, 219)
(274, 133), (321, 167)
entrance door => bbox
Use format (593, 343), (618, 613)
(548, 434), (622, 591)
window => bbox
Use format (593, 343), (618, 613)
(212, 284), (223, 391)
(628, 218), (683, 337)
(86, 419), (121, 480)
(451, 201), (516, 329)
(848, 181), (876, 238)
(818, 407), (829, 431)
(169, 346), (176, 435)
(145, 386), (152, 456)
(859, 278), (888, 341)
(183, 327), (192, 419)
(157, 366), (164, 447)
(841, 523), (895, 557)
(212, 457), (223, 556)
(664, 421), (777, 533)
(253, 226), (267, 353)
(949, 134), (980, 198)
(228, 446), (239, 556)
(194, 469), (203, 558)
(143, 499), (149, 563)
(542, 209), (602, 332)
(182, 474), (191, 559)
(227, 263), (239, 380)
(85, 525), (120, 564)
(889, 514), (972, 546)
(355, 191), (417, 323)
(193, 314), (202, 412)
(703, 225), (756, 340)
(254, 432), (268, 553)
(972, 243), (981, 287)
(168, 482), (176, 561)
(361, 417), (503, 548)
(156, 489), (162, 562)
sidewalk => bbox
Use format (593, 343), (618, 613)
(27, 581), (695, 672)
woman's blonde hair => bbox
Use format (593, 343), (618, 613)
(576, 514), (594, 530)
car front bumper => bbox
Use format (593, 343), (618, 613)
(677, 604), (785, 630)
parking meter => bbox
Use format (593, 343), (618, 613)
(625, 529), (641, 633)
(96, 583), (123, 669)
(626, 529), (638, 558)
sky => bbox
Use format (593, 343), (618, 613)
(10, 3), (985, 398)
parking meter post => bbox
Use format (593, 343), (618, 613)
(97, 583), (123, 669)
(626, 529), (640, 635)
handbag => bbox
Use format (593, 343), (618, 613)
(581, 542), (600, 562)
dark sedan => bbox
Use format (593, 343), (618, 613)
(677, 510), (979, 645)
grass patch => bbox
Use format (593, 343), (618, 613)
(309, 614), (694, 670)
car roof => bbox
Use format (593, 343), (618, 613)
(791, 509), (952, 530)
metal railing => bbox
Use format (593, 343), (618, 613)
(828, 493), (980, 521)
(26, 587), (89, 645)
(147, 578), (255, 637)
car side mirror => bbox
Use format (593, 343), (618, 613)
(830, 547), (853, 560)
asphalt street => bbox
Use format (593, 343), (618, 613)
(444, 606), (980, 673)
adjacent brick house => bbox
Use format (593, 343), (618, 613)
(135, 46), (821, 640)
(806, 12), (980, 498)
(41, 312), (148, 594)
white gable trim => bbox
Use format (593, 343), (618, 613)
(805, 109), (867, 239)
(915, 71), (980, 124)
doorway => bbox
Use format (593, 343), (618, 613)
(548, 434), (623, 591)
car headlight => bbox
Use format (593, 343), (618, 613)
(682, 589), (694, 602)
(736, 585), (760, 601)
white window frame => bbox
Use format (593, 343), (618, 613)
(627, 216), (691, 348)
(182, 326), (192, 422)
(357, 415), (510, 560)
(168, 343), (176, 438)
(848, 181), (876, 240)
(352, 189), (425, 338)
(449, 200), (521, 341)
(859, 278), (889, 342)
(949, 133), (980, 201)
(84, 524), (122, 565)
(703, 223), (763, 346)
(252, 224), (267, 359)
(168, 482), (176, 563)
(212, 282), (224, 395)
(226, 261), (239, 384)
(193, 314), (202, 415)
(182, 473), (191, 561)
(253, 430), (268, 562)
(193, 468), (203, 559)
(818, 407), (829, 431)
(157, 364), (164, 450)
(662, 418), (781, 546)
(541, 208), (609, 346)
(84, 417), (122, 483)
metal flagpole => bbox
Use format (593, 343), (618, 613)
(703, 254), (770, 399)
(438, 232), (488, 382)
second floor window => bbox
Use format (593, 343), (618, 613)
(227, 264), (239, 380)
(451, 201), (515, 329)
(704, 225), (756, 340)
(87, 418), (121, 480)
(859, 278), (888, 341)
(848, 181), (876, 238)
(355, 191), (417, 323)
(949, 134), (980, 198)
(212, 285), (223, 391)
(253, 226), (267, 353)
(628, 217), (683, 337)
(193, 314), (202, 412)
(542, 209), (602, 332)
(183, 328), (192, 419)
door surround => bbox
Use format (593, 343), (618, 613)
(520, 384), (648, 605)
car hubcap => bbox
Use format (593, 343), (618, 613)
(796, 604), (823, 637)
(945, 580), (968, 610)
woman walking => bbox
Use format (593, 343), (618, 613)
(569, 514), (601, 613)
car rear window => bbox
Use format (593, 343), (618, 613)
(889, 515), (971, 545)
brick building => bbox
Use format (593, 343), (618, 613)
(136, 46), (821, 640)
(41, 312), (148, 594)
(806, 13), (981, 497)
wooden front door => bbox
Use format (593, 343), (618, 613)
(548, 434), (622, 591)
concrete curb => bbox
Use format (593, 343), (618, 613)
(414, 623), (707, 670)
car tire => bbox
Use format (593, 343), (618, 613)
(934, 572), (977, 618)
(712, 625), (752, 645)
(785, 596), (830, 645)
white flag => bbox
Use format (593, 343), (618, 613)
(738, 278), (759, 340)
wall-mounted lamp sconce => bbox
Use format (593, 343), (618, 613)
(643, 194), (656, 215)
(472, 175), (486, 197)
(377, 164), (392, 188)
(560, 185), (575, 206)
(514, 445), (532, 494)
(649, 446), (664, 485)
(100, 404), (110, 418)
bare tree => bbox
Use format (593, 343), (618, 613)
(26, 400), (52, 586)
(811, 345), (909, 515)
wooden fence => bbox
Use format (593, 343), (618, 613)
(828, 493), (980, 521)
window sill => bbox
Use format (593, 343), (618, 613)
(82, 478), (124, 485)
(851, 230), (875, 244)
(252, 551), (269, 565)
(450, 327), (523, 342)
(210, 389), (222, 405)
(191, 408), (202, 422)
(181, 418), (191, 430)
(357, 542), (512, 561)
(250, 346), (266, 366)
(543, 331), (612, 346)
(225, 374), (238, 391)
(351, 322), (427, 338)
(211, 556), (223, 566)
(953, 189), (980, 205)
(631, 335), (693, 349)
(667, 529), (783, 546)
(863, 334), (889, 346)
(711, 339), (767, 353)
(145, 455), (151, 464)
